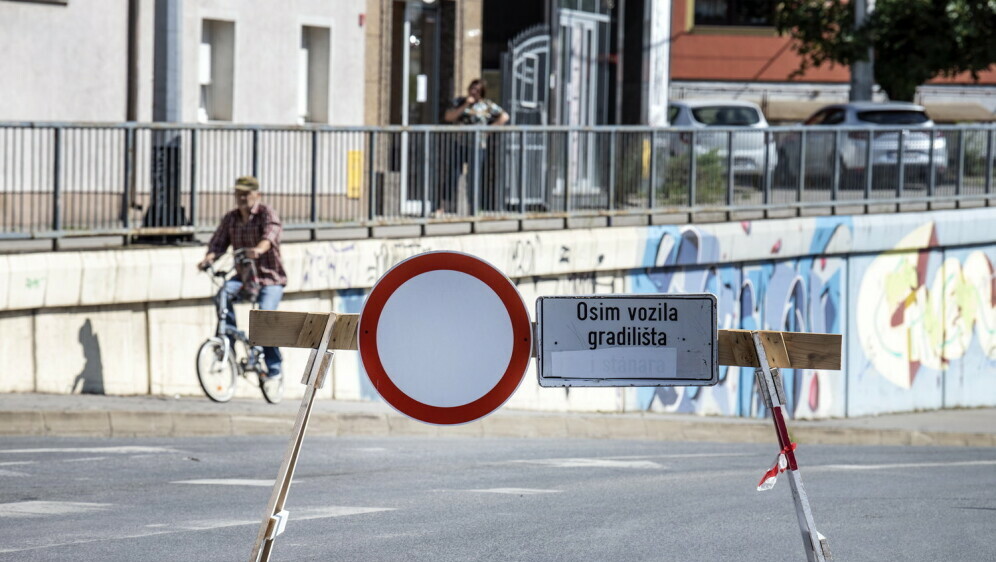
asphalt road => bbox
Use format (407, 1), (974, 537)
(1, 436), (994, 561)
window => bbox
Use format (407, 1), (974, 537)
(691, 106), (761, 126)
(821, 109), (846, 125)
(694, 0), (775, 27)
(199, 19), (235, 121)
(299, 26), (331, 124)
(558, 0), (612, 15)
(805, 109), (844, 126)
(857, 111), (930, 125)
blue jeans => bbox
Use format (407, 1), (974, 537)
(220, 280), (284, 377)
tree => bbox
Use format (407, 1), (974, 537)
(775, 0), (996, 101)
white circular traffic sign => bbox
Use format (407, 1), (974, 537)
(358, 251), (532, 425)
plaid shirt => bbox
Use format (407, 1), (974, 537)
(207, 202), (287, 286)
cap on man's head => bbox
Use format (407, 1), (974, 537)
(233, 176), (260, 191)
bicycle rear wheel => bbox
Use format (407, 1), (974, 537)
(196, 338), (238, 402)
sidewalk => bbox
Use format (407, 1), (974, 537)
(0, 393), (994, 447)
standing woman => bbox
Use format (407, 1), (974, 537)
(442, 79), (509, 213)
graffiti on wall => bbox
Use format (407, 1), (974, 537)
(311, 211), (993, 418)
(629, 219), (849, 419)
(855, 222), (996, 393)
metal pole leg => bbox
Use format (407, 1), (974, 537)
(752, 332), (831, 562)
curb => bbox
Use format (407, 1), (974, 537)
(1, 409), (993, 447)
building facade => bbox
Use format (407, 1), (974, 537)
(0, 0), (367, 125)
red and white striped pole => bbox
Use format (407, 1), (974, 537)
(752, 331), (832, 562)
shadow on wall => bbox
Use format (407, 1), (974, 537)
(72, 319), (104, 395)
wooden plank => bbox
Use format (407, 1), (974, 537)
(719, 329), (841, 370)
(718, 329), (759, 368)
(248, 311), (841, 370)
(760, 331), (792, 368)
(329, 314), (360, 351)
(780, 331), (842, 370)
(250, 311), (354, 349)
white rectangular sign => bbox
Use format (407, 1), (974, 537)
(536, 294), (718, 387)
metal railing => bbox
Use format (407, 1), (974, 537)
(0, 122), (993, 244)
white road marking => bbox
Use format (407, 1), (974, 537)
(510, 458), (663, 469)
(178, 506), (392, 531)
(171, 479), (278, 487)
(465, 488), (561, 495)
(0, 446), (176, 455)
(820, 460), (996, 471)
(0, 501), (110, 518)
(0, 505), (394, 554)
(606, 453), (752, 460)
(0, 461), (36, 467)
(63, 457), (110, 463)
(0, 469), (30, 477)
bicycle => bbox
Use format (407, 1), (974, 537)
(196, 249), (284, 404)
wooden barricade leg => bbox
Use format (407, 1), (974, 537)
(751, 331), (832, 562)
(249, 313), (339, 562)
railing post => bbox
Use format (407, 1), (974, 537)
(52, 127), (62, 235)
(252, 128), (260, 177)
(519, 128), (527, 214)
(563, 130), (571, 213)
(957, 129), (966, 202)
(762, 131), (771, 205)
(726, 129), (734, 206)
(864, 129), (874, 201)
(896, 129), (905, 200)
(984, 128), (994, 198)
(797, 130), (806, 205)
(831, 129), (840, 202)
(472, 129), (481, 216)
(367, 130), (377, 222)
(187, 128), (197, 228)
(688, 131), (697, 208)
(123, 127), (134, 232)
(927, 129), (936, 199)
(648, 130), (657, 210)
(310, 129), (318, 227)
(608, 130), (616, 212)
(423, 129), (430, 218)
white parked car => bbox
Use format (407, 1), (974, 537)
(776, 102), (948, 186)
(667, 100), (778, 177)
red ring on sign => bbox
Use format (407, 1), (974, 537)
(358, 252), (532, 425)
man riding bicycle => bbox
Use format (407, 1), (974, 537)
(197, 175), (287, 380)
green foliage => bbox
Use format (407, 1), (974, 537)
(659, 150), (728, 206)
(775, 0), (996, 101)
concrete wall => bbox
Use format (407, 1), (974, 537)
(2, 208), (995, 419)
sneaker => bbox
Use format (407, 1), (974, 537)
(261, 370), (282, 381)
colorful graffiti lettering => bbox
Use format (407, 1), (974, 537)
(630, 218), (848, 419)
(857, 222), (996, 388)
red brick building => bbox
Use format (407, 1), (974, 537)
(667, 0), (996, 123)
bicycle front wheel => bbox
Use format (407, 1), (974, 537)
(196, 339), (238, 403)
(259, 371), (284, 404)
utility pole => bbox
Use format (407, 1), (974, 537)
(152, 0), (182, 123)
(849, 0), (874, 101)
(147, 0), (187, 235)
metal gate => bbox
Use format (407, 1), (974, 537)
(500, 25), (551, 209)
(559, 8), (611, 196)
